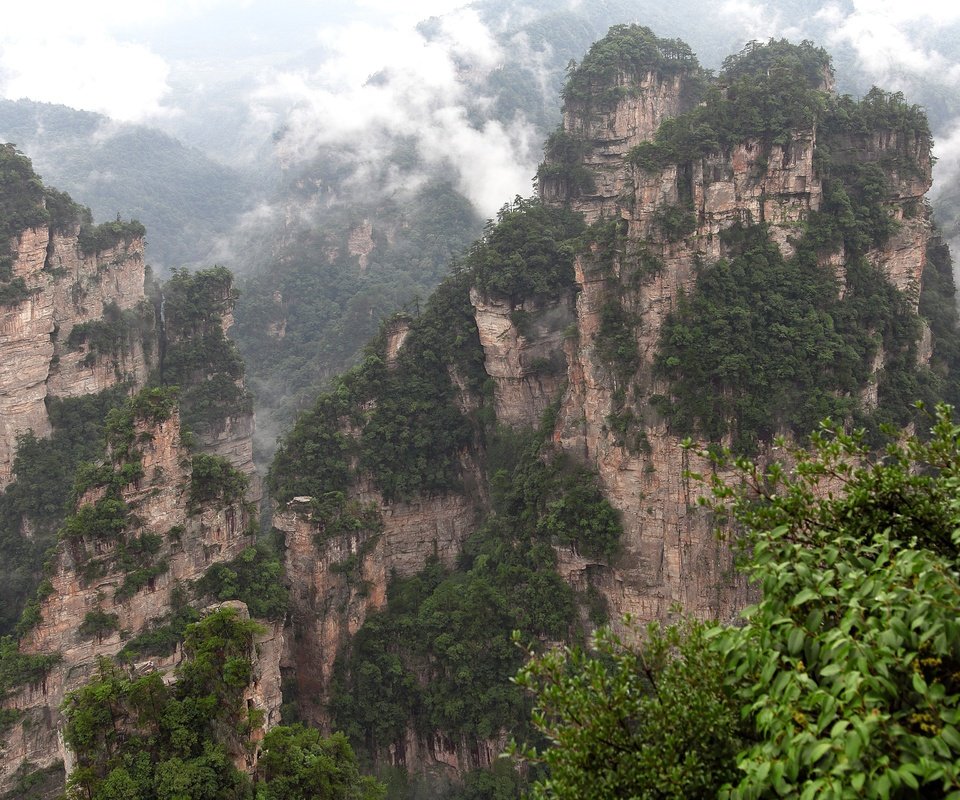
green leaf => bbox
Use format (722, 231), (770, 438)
(941, 725), (960, 751)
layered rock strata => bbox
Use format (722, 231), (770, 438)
(535, 69), (933, 626)
(276, 472), (480, 727)
(0, 224), (147, 486)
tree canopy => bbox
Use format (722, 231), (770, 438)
(515, 408), (960, 798)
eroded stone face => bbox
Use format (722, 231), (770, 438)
(538, 67), (933, 634)
(279, 62), (936, 781)
(276, 474), (480, 728)
(0, 220), (265, 794)
(470, 289), (574, 428)
(0, 410), (275, 794)
(0, 225), (149, 488)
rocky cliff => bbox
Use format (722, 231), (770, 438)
(0, 220), (148, 488)
(0, 393), (280, 795)
(270, 31), (951, 787)
(0, 151), (268, 796)
(534, 55), (934, 626)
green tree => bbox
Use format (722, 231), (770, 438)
(516, 408), (960, 798)
(513, 620), (742, 799)
(254, 725), (385, 800)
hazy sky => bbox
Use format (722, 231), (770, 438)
(0, 0), (469, 121)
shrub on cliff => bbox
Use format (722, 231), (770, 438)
(63, 608), (383, 800)
(561, 24), (700, 110)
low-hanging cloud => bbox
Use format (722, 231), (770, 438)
(248, 6), (540, 218)
(0, 0), (251, 121)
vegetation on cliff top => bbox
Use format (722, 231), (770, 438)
(0, 144), (144, 305)
(561, 24), (701, 110)
(644, 41), (944, 451)
(157, 266), (253, 433)
(0, 144), (86, 304)
(269, 198), (584, 509)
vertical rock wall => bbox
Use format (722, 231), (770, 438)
(0, 223), (148, 487)
(0, 408), (279, 794)
(533, 66), (934, 628)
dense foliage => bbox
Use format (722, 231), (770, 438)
(189, 454), (249, 512)
(196, 543), (289, 622)
(650, 61), (943, 451)
(536, 130), (595, 198)
(269, 270), (485, 506)
(514, 620), (742, 798)
(561, 24), (701, 110)
(653, 218), (929, 451)
(331, 426), (620, 767)
(77, 217), (146, 255)
(269, 196), (590, 510)
(157, 266), (253, 433)
(255, 725), (385, 800)
(63, 608), (382, 800)
(469, 198), (585, 303)
(517, 410), (960, 798)
(67, 300), (156, 366)
(627, 39), (830, 172)
(0, 636), (61, 698)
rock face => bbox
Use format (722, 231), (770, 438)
(0, 224), (148, 487)
(543, 70), (698, 223)
(0, 167), (264, 794)
(534, 70), (934, 627)
(0, 407), (279, 794)
(276, 57), (939, 784)
(276, 477), (480, 727)
(470, 289), (574, 427)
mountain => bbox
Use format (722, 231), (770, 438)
(0, 99), (259, 272)
(0, 147), (279, 796)
(2, 21), (960, 800)
(263, 27), (960, 794)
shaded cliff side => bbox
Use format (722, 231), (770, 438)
(0, 149), (260, 638)
(268, 29), (959, 791)
(0, 389), (279, 791)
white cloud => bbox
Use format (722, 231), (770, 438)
(1, 34), (171, 121)
(250, 7), (537, 216)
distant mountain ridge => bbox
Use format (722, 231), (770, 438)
(0, 99), (259, 272)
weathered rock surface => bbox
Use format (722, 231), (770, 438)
(277, 477), (479, 726)
(0, 409), (276, 793)
(275, 59), (939, 784)
(470, 289), (574, 427)
(536, 62), (934, 631)
(0, 224), (147, 487)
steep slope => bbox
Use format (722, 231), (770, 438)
(0, 389), (282, 795)
(269, 29), (959, 793)
(0, 151), (275, 796)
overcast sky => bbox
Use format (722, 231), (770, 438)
(0, 0), (470, 121)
